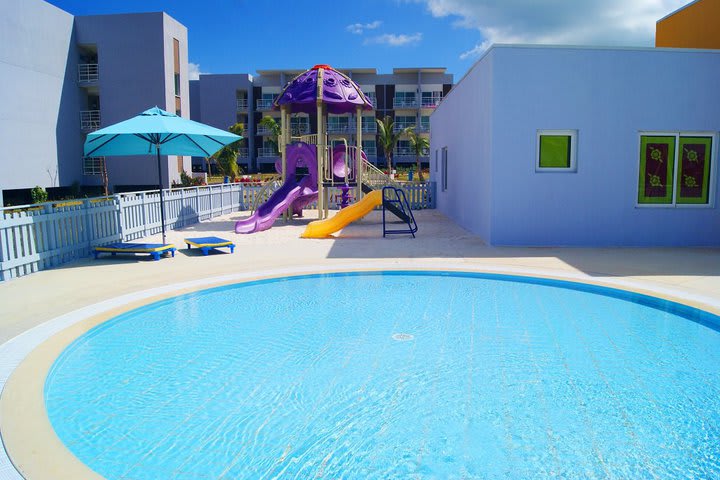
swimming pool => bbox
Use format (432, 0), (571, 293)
(45, 271), (720, 478)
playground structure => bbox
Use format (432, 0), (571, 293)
(235, 64), (411, 236)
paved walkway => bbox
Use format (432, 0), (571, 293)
(1, 209), (719, 345)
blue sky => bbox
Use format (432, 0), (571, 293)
(46, 0), (687, 80)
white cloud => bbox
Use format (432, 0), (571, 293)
(188, 62), (206, 80)
(346, 20), (382, 34)
(364, 32), (423, 47)
(409, 0), (688, 59)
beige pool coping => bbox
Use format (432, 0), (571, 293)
(1, 209), (719, 479)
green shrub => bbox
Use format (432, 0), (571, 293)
(30, 186), (48, 204)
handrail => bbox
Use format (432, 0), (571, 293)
(250, 174), (282, 212)
(361, 159), (401, 188)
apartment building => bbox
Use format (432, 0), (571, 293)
(1, 0), (189, 205)
(190, 68), (453, 173)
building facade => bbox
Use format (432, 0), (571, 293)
(190, 68), (453, 173)
(656, 0), (720, 49)
(0, 0), (190, 205)
(431, 45), (720, 246)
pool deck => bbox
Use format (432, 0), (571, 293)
(1, 209), (720, 479)
(2, 209), (720, 346)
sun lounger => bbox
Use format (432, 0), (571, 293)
(184, 236), (235, 256)
(94, 243), (176, 261)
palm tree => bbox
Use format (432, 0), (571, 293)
(376, 115), (410, 177)
(211, 122), (244, 178)
(259, 116), (281, 152)
(407, 128), (429, 182)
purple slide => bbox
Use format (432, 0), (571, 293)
(235, 143), (319, 234)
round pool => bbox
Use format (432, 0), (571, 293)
(45, 272), (720, 479)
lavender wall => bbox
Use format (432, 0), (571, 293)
(432, 45), (720, 246)
(75, 12), (188, 188)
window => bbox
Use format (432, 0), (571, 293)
(536, 130), (577, 172)
(394, 91), (417, 108)
(638, 133), (715, 206)
(421, 91), (443, 107)
(83, 156), (105, 176)
(441, 147), (448, 191)
(420, 116), (430, 131)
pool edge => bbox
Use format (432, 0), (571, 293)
(2, 262), (720, 479)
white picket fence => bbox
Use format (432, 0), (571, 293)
(0, 181), (435, 280)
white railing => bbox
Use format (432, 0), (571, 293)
(0, 181), (436, 280)
(393, 98), (418, 108)
(291, 124), (310, 135)
(394, 123), (415, 132)
(257, 147), (279, 157)
(417, 123), (430, 132)
(237, 148), (249, 158)
(327, 123), (350, 133)
(256, 99), (275, 110)
(80, 110), (100, 131)
(236, 98), (248, 110)
(363, 147), (377, 156)
(364, 93), (377, 106)
(78, 63), (98, 83)
(256, 125), (273, 135)
(361, 122), (377, 133)
(420, 95), (443, 108)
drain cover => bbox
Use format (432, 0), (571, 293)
(392, 333), (414, 341)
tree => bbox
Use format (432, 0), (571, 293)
(211, 122), (244, 178)
(407, 128), (429, 182)
(259, 116), (281, 152)
(376, 115), (410, 176)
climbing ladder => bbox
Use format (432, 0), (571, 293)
(382, 186), (418, 238)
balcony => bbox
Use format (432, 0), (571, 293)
(393, 98), (418, 109)
(364, 93), (377, 106)
(257, 147), (279, 158)
(78, 64), (98, 83)
(256, 99), (275, 111)
(237, 148), (249, 158)
(291, 124), (310, 135)
(327, 123), (350, 134)
(417, 122), (431, 133)
(363, 147), (377, 156)
(394, 123), (416, 132)
(80, 110), (100, 131)
(394, 147), (429, 158)
(256, 125), (275, 135)
(236, 99), (248, 110)
(421, 97), (443, 108)
(361, 122), (377, 133)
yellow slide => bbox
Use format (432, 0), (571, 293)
(301, 190), (382, 238)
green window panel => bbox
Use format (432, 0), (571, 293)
(539, 135), (571, 168)
(676, 136), (713, 204)
(638, 136), (675, 204)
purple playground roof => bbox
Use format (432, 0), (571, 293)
(273, 64), (374, 114)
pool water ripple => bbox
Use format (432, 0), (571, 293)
(44, 272), (720, 479)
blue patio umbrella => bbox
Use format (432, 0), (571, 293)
(84, 107), (242, 244)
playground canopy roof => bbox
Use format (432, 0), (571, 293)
(274, 64), (374, 115)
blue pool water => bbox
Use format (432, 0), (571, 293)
(45, 272), (720, 479)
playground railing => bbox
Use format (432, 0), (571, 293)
(0, 180), (436, 280)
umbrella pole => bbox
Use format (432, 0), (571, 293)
(156, 147), (167, 245)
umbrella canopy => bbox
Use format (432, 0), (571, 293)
(84, 106), (241, 158)
(83, 107), (242, 244)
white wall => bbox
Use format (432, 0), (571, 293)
(430, 50), (494, 242)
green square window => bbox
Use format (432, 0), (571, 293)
(537, 131), (576, 171)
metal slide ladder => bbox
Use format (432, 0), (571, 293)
(382, 186), (418, 238)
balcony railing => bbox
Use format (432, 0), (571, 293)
(393, 98), (418, 109)
(258, 147), (279, 158)
(421, 96), (443, 108)
(256, 99), (275, 111)
(256, 125), (274, 135)
(327, 123), (350, 133)
(394, 123), (416, 132)
(393, 147), (430, 158)
(363, 147), (377, 156)
(364, 93), (377, 106)
(361, 123), (377, 133)
(291, 124), (310, 135)
(236, 99), (248, 110)
(417, 123), (431, 132)
(78, 64), (98, 83)
(80, 110), (100, 131)
(237, 148), (249, 158)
